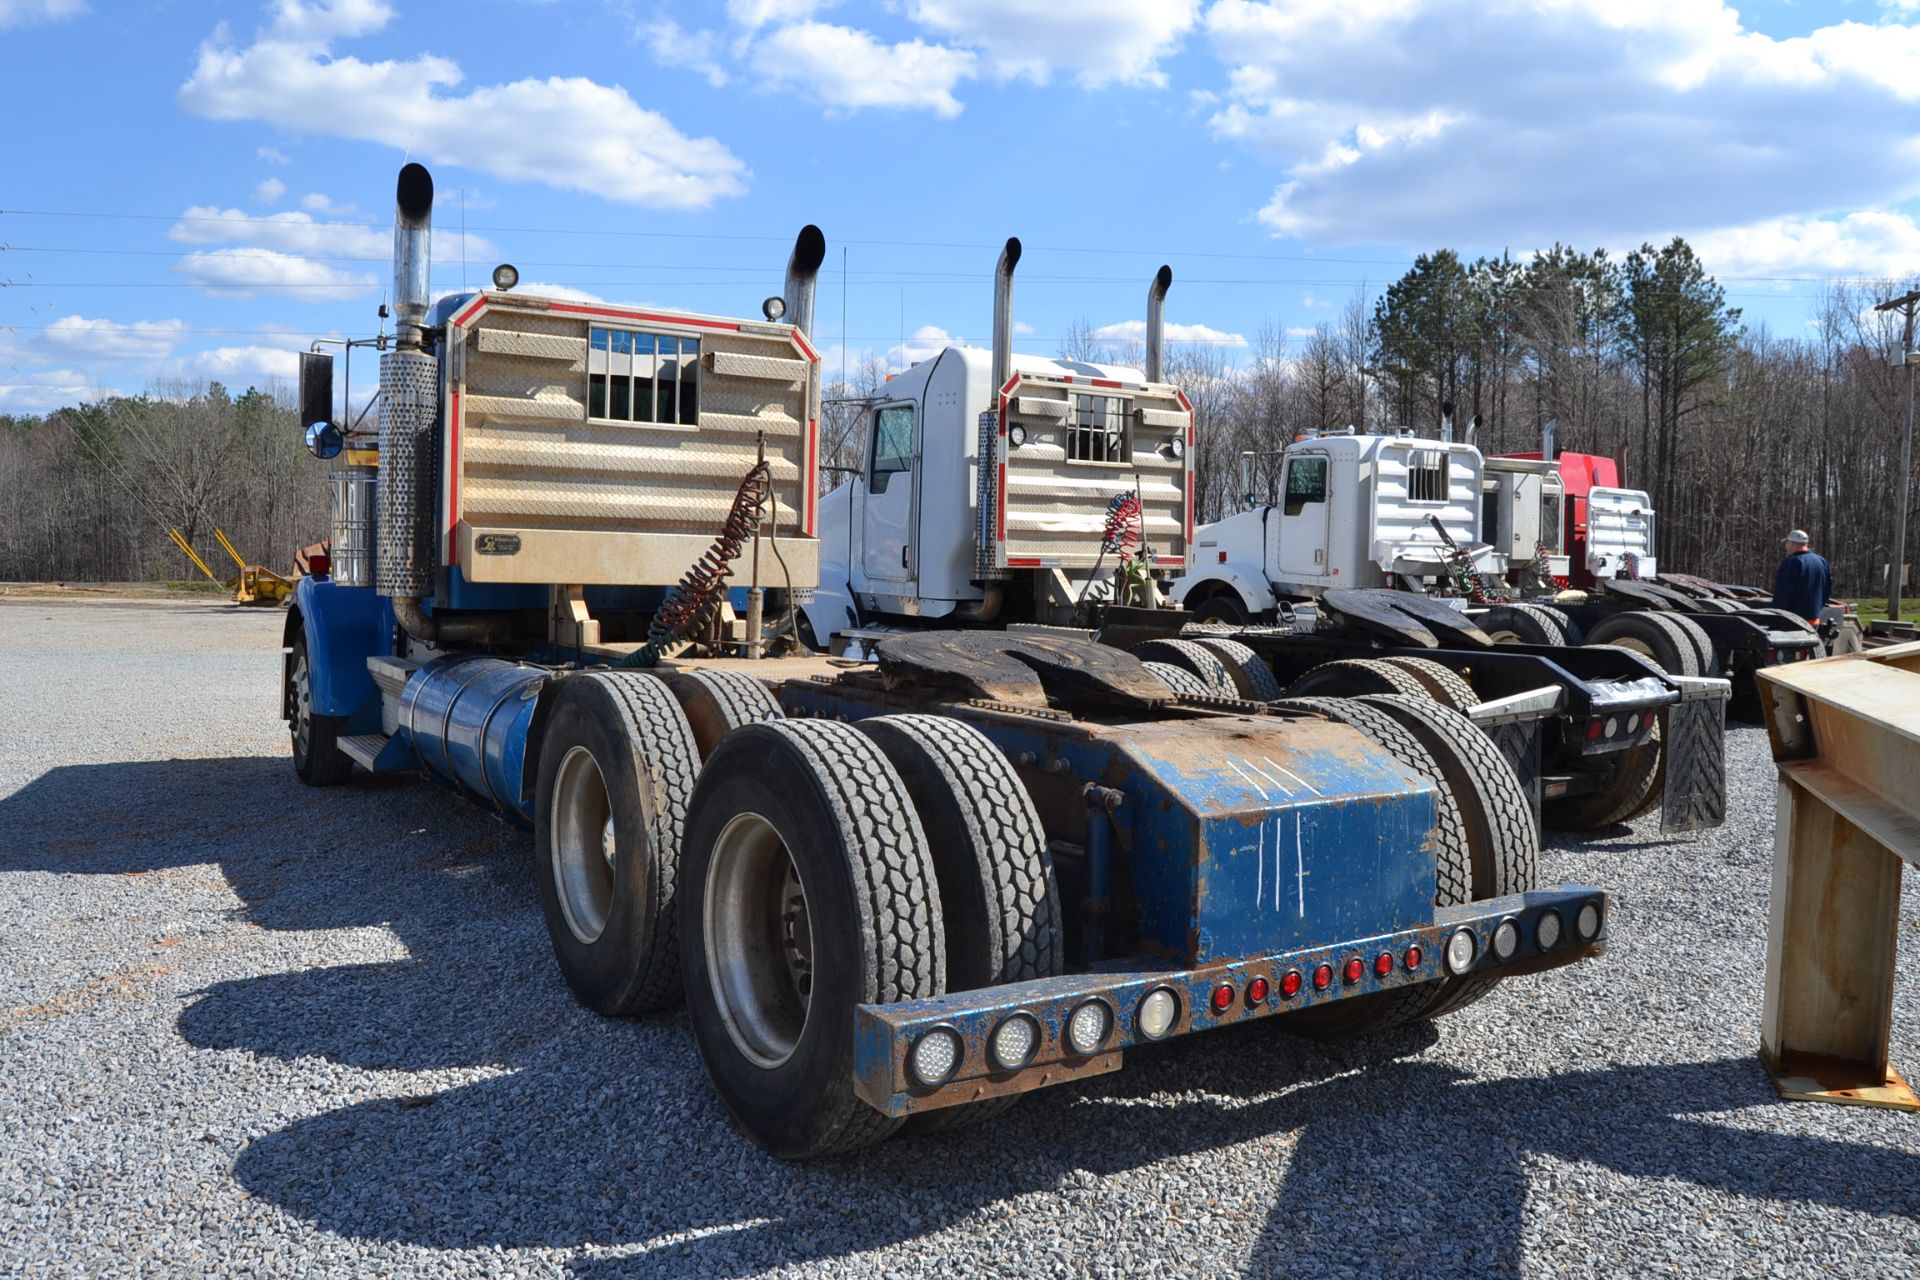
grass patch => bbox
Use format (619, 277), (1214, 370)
(1845, 598), (1892, 623)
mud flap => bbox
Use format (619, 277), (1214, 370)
(1658, 675), (1731, 832)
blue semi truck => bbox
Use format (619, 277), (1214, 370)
(284, 164), (1610, 1159)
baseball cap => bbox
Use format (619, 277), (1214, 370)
(1783, 529), (1809, 546)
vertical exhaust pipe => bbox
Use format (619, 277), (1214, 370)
(783, 224), (826, 341)
(990, 237), (1022, 395)
(1541, 416), (1558, 460)
(1464, 413), (1481, 447)
(1145, 264), (1173, 382)
(392, 162), (434, 350)
(1440, 400), (1455, 444)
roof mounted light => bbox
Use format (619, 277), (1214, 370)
(762, 294), (787, 322)
(491, 263), (519, 291)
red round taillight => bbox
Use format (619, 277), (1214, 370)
(1343, 957), (1364, 984)
(1210, 982), (1235, 1013)
(1279, 970), (1303, 998)
(1374, 952), (1393, 977)
(1246, 976), (1270, 1005)
(1587, 719), (1604, 742)
(1404, 945), (1423, 970)
(1311, 963), (1334, 991)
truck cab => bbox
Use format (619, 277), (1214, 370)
(802, 246), (1193, 648)
(1491, 449), (1656, 587)
(1174, 430), (1487, 621)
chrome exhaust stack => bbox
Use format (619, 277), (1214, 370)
(783, 224), (826, 341)
(1145, 265), (1172, 382)
(1542, 416), (1558, 460)
(1440, 400), (1455, 444)
(391, 162), (433, 351)
(377, 162), (469, 637)
(990, 237), (1022, 394)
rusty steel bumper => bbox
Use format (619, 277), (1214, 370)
(853, 883), (1608, 1117)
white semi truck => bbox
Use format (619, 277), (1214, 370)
(799, 248), (1194, 649)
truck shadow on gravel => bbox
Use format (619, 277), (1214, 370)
(7, 755), (1917, 1278)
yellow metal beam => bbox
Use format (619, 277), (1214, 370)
(166, 528), (220, 584)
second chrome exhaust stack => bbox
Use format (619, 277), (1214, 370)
(1146, 265), (1172, 382)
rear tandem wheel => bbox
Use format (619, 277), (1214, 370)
(859, 715), (1064, 1133)
(534, 672), (703, 1016)
(679, 719), (946, 1159)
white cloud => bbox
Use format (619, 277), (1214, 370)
(1690, 210), (1920, 279)
(258, 145), (291, 165)
(0, 316), (194, 413)
(1092, 318), (1249, 347)
(1012, 320), (1036, 335)
(177, 344), (302, 387)
(0, 0), (86, 31)
(168, 205), (493, 265)
(174, 247), (378, 302)
(749, 23), (977, 116)
(890, 323), (962, 367)
(299, 192), (334, 212)
(180, 0), (748, 209)
(1203, 0), (1920, 248)
(37, 316), (189, 363)
(253, 177), (286, 204)
(643, 17), (731, 86)
(907, 0), (1200, 86)
(725, 0), (831, 31)
(0, 369), (113, 414)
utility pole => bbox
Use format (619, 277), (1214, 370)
(1873, 289), (1920, 621)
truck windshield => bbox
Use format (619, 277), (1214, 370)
(1283, 456), (1327, 516)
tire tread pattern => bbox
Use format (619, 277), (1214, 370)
(578, 671), (703, 1011)
(859, 714), (1063, 1134)
(1190, 636), (1286, 701)
(759, 718), (943, 1155)
(1129, 639), (1238, 696)
(1378, 656), (1479, 711)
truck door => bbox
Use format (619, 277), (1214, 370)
(1275, 453), (1330, 579)
(860, 401), (917, 585)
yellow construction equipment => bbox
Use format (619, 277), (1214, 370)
(167, 527), (294, 606)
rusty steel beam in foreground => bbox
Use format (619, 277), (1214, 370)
(1757, 639), (1920, 1110)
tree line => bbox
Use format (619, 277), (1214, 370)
(0, 383), (330, 585)
(5, 238), (1915, 598)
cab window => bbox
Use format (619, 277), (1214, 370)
(1283, 456), (1327, 516)
(869, 404), (915, 494)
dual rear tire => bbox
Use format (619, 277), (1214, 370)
(535, 672), (1064, 1159)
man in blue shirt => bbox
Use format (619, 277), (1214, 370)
(1771, 529), (1833, 623)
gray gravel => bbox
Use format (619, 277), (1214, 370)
(3, 596), (1918, 1279)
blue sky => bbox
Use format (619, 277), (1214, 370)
(4, 0), (1919, 414)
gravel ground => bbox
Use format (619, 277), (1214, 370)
(3, 597), (1918, 1279)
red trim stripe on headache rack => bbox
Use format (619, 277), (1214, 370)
(447, 388), (461, 565)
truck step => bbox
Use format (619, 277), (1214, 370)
(338, 733), (393, 771)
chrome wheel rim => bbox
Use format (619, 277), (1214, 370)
(705, 811), (812, 1069)
(291, 651), (313, 760)
(551, 746), (617, 944)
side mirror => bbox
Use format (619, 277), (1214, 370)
(299, 351), (335, 440)
(305, 421), (344, 459)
